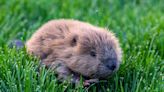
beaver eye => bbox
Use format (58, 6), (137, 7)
(90, 51), (96, 57)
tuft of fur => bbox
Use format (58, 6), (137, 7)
(26, 19), (122, 83)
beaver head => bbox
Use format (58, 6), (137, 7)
(52, 27), (122, 79)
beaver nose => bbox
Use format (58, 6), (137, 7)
(106, 60), (117, 71)
(106, 64), (116, 70)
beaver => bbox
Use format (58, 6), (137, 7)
(26, 19), (122, 85)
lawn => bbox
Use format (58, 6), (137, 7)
(0, 0), (163, 92)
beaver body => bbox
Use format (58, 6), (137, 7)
(26, 19), (122, 84)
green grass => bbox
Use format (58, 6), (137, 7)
(0, 0), (163, 92)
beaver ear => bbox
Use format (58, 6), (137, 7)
(71, 35), (78, 47)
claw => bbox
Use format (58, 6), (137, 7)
(83, 79), (99, 87)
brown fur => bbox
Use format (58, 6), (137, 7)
(26, 19), (122, 83)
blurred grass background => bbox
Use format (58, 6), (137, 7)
(0, 0), (163, 92)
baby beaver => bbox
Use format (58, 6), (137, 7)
(26, 19), (122, 85)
